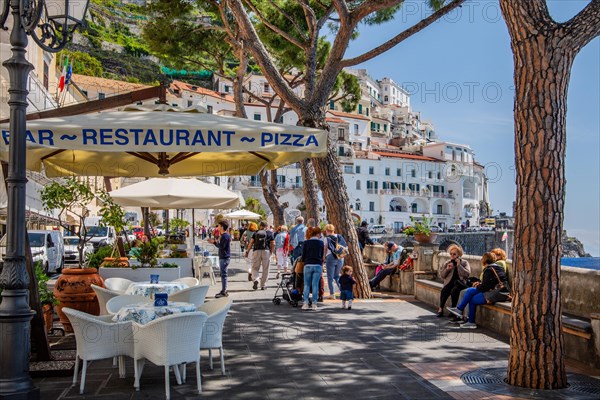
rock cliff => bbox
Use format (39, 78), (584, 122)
(562, 231), (591, 258)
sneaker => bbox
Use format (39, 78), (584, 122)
(328, 294), (335, 300)
(253, 281), (258, 290)
(458, 319), (469, 325)
(301, 303), (309, 310)
(311, 304), (318, 311)
(248, 273), (252, 282)
(347, 306), (352, 310)
(446, 307), (463, 318)
(261, 287), (265, 290)
(450, 316), (463, 323)
(436, 311), (444, 318)
(460, 322), (477, 329)
(215, 291), (228, 298)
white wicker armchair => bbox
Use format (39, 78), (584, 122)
(104, 277), (134, 293)
(168, 285), (210, 306)
(63, 308), (134, 394)
(106, 295), (151, 315)
(132, 312), (209, 399)
(197, 298), (232, 375)
(91, 284), (122, 315)
(172, 277), (199, 287)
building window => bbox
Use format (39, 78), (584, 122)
(355, 202), (361, 211)
(329, 100), (335, 110)
(344, 165), (353, 174)
(370, 122), (376, 131)
(437, 172), (441, 180)
(397, 168), (401, 176)
(411, 203), (418, 213)
(354, 124), (359, 134)
(215, 177), (221, 186)
(338, 128), (345, 140)
(369, 202), (375, 212)
(358, 104), (363, 114)
(224, 85), (230, 93)
(207, 105), (213, 114)
(428, 171), (433, 179)
(437, 204), (443, 214)
(355, 165), (361, 173)
(254, 113), (261, 121)
(264, 83), (270, 93)
(385, 168), (390, 176)
(295, 176), (302, 187)
(384, 124), (387, 132)
(98, 93), (106, 100)
(366, 108), (369, 117)
(187, 100), (193, 107)
(356, 180), (361, 190)
(411, 169), (416, 178)
(384, 95), (388, 102)
(369, 166), (374, 175)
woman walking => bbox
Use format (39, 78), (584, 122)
(274, 225), (289, 279)
(324, 224), (346, 299)
(301, 227), (325, 311)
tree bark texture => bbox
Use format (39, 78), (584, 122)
(500, 0), (587, 390)
(299, 159), (319, 222)
(259, 170), (287, 228)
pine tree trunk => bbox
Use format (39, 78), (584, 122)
(260, 170), (286, 228)
(300, 160), (319, 222)
(502, 7), (573, 388)
(312, 146), (371, 298)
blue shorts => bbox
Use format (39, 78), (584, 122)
(340, 290), (354, 301)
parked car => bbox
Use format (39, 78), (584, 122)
(429, 225), (442, 233)
(28, 230), (64, 273)
(465, 226), (480, 232)
(447, 224), (462, 233)
(63, 236), (93, 265)
(368, 225), (387, 234)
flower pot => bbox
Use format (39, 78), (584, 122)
(53, 268), (104, 332)
(414, 233), (438, 244)
(42, 304), (54, 334)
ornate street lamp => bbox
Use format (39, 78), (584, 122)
(0, 0), (89, 398)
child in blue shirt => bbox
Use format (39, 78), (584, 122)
(339, 265), (356, 310)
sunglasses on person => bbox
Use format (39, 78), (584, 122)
(450, 252), (458, 256)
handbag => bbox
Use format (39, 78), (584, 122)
(484, 266), (512, 304)
(294, 259), (305, 274)
(331, 235), (348, 259)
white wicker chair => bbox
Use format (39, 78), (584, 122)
(168, 285), (210, 307)
(173, 277), (199, 287)
(63, 308), (134, 394)
(106, 295), (151, 315)
(133, 312), (209, 399)
(91, 284), (122, 315)
(104, 277), (134, 293)
(194, 256), (216, 285)
(197, 298), (232, 375)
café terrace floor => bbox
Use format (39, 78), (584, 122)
(33, 242), (600, 400)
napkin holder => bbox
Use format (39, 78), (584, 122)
(154, 293), (168, 306)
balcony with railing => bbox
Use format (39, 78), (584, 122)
(379, 189), (453, 198)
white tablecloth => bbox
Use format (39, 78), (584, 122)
(125, 282), (187, 299)
(112, 302), (196, 325)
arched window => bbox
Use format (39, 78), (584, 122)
(356, 180), (361, 190)
(411, 203), (418, 213)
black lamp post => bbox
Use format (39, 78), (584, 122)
(0, 0), (88, 398)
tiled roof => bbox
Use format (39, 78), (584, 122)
(325, 117), (348, 124)
(72, 74), (151, 93)
(373, 151), (440, 162)
(327, 110), (371, 121)
(172, 80), (235, 102)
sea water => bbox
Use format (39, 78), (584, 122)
(561, 257), (600, 271)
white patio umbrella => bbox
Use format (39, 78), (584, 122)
(223, 210), (262, 220)
(0, 105), (327, 177)
(109, 178), (240, 209)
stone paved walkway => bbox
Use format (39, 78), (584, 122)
(34, 241), (599, 399)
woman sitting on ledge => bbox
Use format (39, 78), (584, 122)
(436, 244), (470, 317)
(447, 251), (508, 329)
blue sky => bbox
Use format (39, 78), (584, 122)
(344, 1), (600, 256)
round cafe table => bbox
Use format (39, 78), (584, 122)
(125, 282), (187, 299)
(111, 302), (196, 325)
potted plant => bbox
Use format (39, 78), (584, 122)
(97, 191), (129, 267)
(403, 215), (438, 244)
(136, 237), (160, 268)
(35, 261), (59, 333)
(41, 178), (105, 332)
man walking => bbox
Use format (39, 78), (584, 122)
(209, 220), (231, 298)
(289, 216), (307, 264)
(245, 221), (275, 290)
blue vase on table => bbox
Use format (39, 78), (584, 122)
(154, 293), (168, 306)
(150, 274), (159, 284)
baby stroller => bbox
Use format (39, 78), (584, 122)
(273, 272), (301, 307)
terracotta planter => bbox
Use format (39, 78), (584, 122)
(53, 268), (104, 332)
(42, 304), (54, 333)
(414, 233), (438, 244)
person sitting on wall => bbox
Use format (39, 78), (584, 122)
(369, 242), (404, 291)
(436, 244), (471, 317)
(357, 220), (374, 252)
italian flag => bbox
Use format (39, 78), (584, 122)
(58, 56), (69, 92)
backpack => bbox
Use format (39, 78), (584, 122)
(331, 235), (349, 259)
(253, 230), (268, 250)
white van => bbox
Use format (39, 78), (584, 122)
(28, 230), (64, 273)
(368, 225), (387, 234)
(84, 225), (116, 250)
